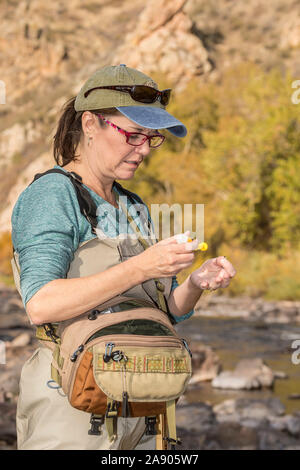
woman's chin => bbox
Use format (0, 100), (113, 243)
(116, 169), (138, 180)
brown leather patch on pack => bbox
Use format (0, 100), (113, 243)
(70, 351), (107, 415)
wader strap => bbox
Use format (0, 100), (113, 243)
(50, 363), (62, 387)
(166, 400), (177, 443)
(36, 326), (50, 341)
(49, 344), (64, 386)
(113, 180), (153, 237)
(116, 191), (169, 314)
(30, 169), (99, 234)
(156, 413), (168, 450)
(105, 418), (115, 443)
(36, 323), (60, 344)
(114, 188), (153, 249)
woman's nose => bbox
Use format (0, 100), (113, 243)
(135, 140), (151, 157)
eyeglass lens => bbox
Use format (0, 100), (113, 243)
(127, 133), (164, 148)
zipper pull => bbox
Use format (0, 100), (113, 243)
(103, 342), (115, 363)
(181, 338), (192, 358)
(70, 344), (84, 362)
(122, 391), (130, 418)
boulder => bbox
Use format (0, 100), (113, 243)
(6, 332), (31, 348)
(189, 342), (222, 383)
(214, 397), (286, 423)
(212, 358), (274, 390)
(114, 0), (212, 89)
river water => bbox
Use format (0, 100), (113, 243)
(176, 315), (300, 415)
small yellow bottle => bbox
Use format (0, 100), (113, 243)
(175, 233), (208, 252)
(196, 241), (208, 251)
(187, 238), (208, 251)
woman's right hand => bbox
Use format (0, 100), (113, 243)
(135, 233), (199, 280)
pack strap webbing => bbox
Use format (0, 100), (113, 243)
(105, 398), (118, 442)
(30, 169), (99, 234)
(166, 400), (177, 442)
(116, 190), (169, 314)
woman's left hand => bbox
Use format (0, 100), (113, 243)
(190, 256), (236, 291)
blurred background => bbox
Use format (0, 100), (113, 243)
(1, 0), (300, 450)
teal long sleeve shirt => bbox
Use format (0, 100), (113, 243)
(11, 164), (194, 323)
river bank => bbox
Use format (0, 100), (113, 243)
(194, 293), (300, 324)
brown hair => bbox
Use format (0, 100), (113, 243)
(53, 97), (120, 167)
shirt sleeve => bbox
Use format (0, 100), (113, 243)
(11, 173), (83, 311)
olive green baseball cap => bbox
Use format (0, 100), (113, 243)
(74, 64), (187, 137)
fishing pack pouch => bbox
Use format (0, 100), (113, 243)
(53, 301), (192, 425)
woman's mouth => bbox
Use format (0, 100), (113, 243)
(125, 161), (139, 168)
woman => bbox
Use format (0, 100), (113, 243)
(11, 64), (236, 450)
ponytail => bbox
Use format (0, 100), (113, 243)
(53, 97), (83, 166)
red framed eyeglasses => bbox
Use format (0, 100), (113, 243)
(95, 114), (165, 148)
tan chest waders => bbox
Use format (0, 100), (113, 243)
(11, 169), (192, 450)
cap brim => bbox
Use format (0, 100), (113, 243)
(116, 106), (187, 138)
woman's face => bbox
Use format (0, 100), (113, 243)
(81, 111), (156, 181)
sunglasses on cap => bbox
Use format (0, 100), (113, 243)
(84, 85), (171, 106)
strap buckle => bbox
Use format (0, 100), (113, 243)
(88, 414), (104, 436)
(69, 171), (83, 183)
(156, 281), (165, 292)
(145, 416), (157, 435)
(43, 323), (60, 343)
(106, 400), (119, 418)
(163, 436), (182, 447)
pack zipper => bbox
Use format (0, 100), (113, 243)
(66, 334), (191, 402)
(69, 334), (183, 363)
(70, 344), (84, 362)
(181, 338), (193, 358)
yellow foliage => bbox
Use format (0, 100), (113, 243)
(0, 231), (13, 278)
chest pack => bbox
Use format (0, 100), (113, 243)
(11, 168), (193, 449)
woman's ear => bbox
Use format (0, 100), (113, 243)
(81, 111), (98, 135)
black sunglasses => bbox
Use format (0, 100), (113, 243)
(84, 85), (171, 106)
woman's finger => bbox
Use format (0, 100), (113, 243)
(200, 281), (209, 289)
(158, 237), (181, 246)
(214, 257), (236, 277)
(215, 269), (230, 283)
